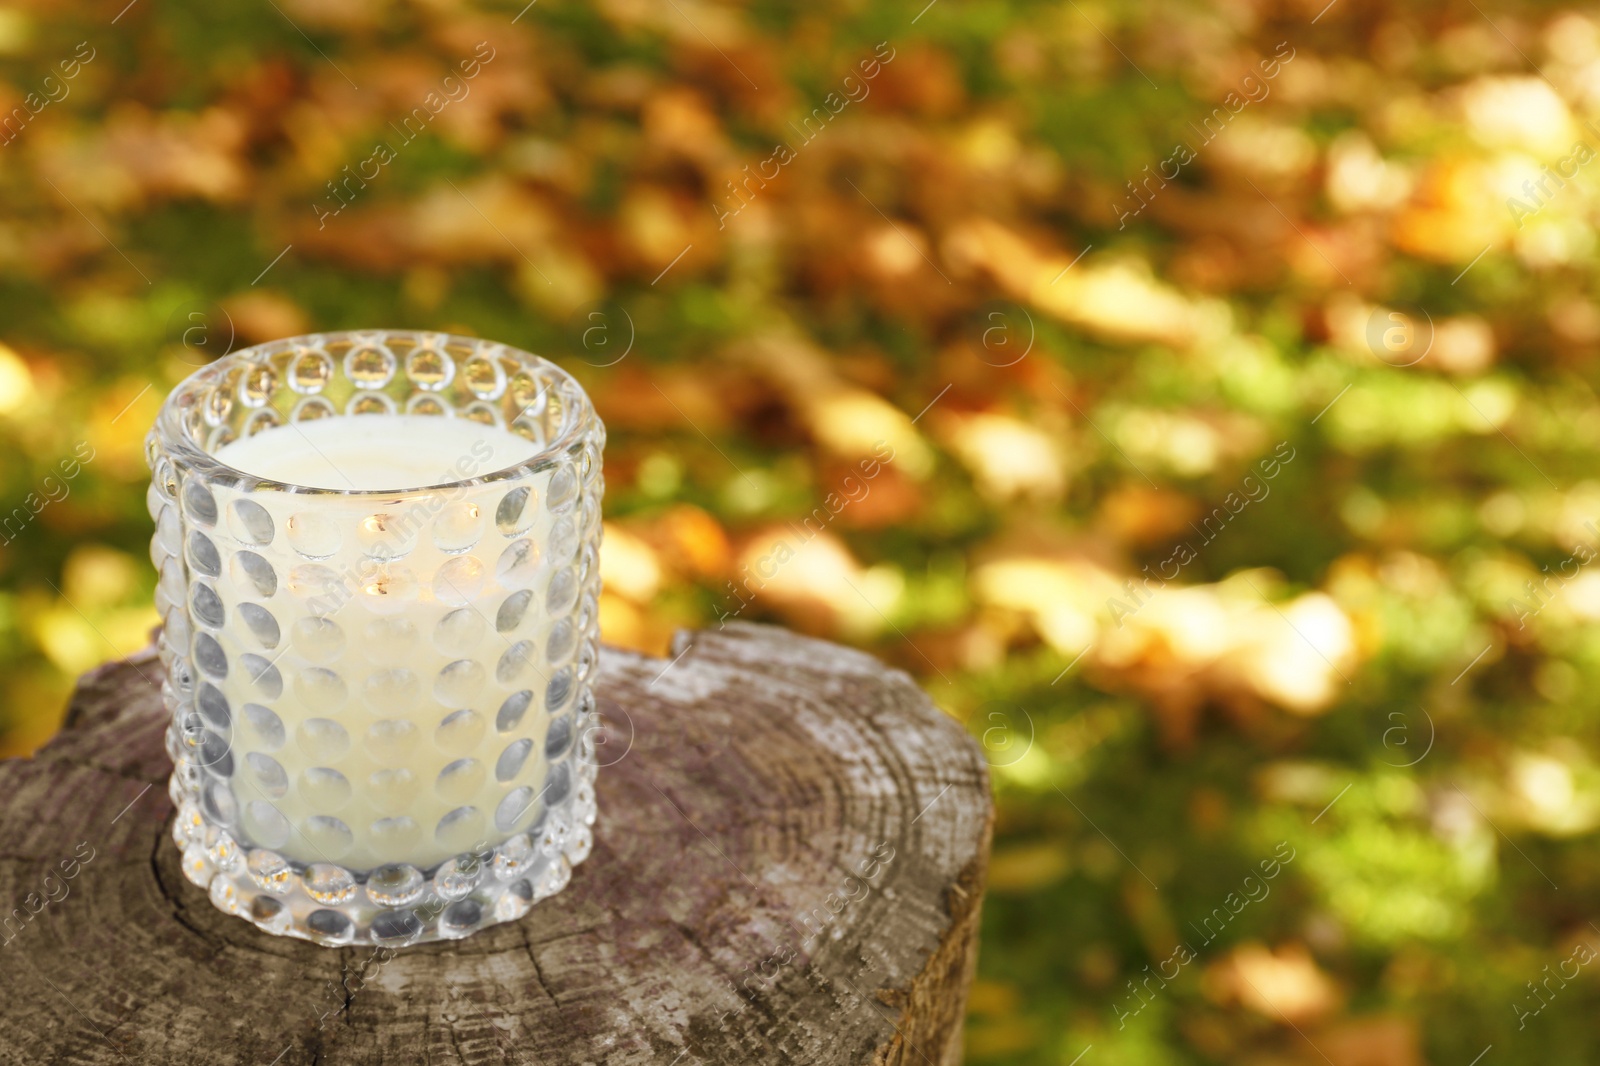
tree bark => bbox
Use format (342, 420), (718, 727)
(0, 622), (991, 1065)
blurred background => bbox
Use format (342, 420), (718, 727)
(1, 0), (1596, 1061)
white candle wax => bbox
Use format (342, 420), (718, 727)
(216, 414), (540, 493)
(196, 413), (577, 872)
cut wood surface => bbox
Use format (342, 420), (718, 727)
(0, 622), (992, 1065)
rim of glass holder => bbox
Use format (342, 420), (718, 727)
(153, 329), (594, 496)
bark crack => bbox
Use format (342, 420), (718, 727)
(517, 918), (560, 1009)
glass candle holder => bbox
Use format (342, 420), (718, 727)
(145, 330), (604, 946)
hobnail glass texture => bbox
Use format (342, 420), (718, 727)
(146, 330), (603, 946)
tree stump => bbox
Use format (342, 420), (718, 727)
(0, 622), (991, 1065)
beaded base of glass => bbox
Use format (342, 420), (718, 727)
(165, 731), (598, 946)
